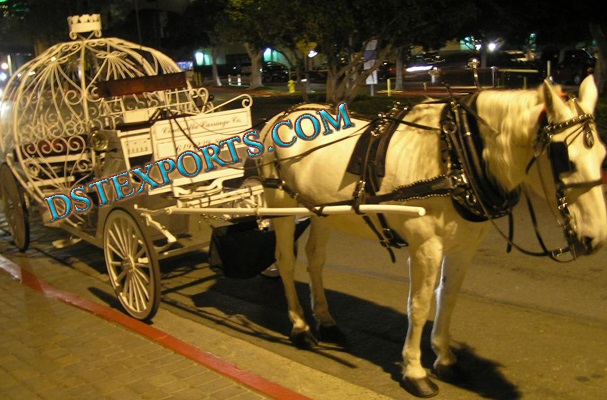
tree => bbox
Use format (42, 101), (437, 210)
(590, 23), (606, 96)
(166, 0), (229, 86)
(218, 0), (277, 89)
(4, 0), (138, 55)
(464, 0), (604, 95)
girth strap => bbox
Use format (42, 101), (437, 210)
(350, 107), (414, 260)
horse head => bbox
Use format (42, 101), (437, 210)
(527, 75), (607, 256)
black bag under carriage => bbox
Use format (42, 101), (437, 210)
(209, 218), (311, 279)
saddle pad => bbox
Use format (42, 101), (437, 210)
(346, 116), (400, 178)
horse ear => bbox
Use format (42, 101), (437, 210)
(578, 75), (598, 113)
(542, 79), (568, 122)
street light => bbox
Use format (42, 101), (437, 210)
(195, 51), (204, 66)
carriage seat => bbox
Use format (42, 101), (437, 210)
(96, 72), (202, 126)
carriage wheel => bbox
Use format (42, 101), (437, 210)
(103, 209), (160, 320)
(0, 163), (30, 251)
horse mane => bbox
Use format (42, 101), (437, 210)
(475, 87), (547, 191)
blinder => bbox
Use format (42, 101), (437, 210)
(548, 141), (575, 178)
(527, 99), (603, 260)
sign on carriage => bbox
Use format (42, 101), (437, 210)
(41, 102), (355, 221)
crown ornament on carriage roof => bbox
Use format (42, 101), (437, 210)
(67, 14), (102, 39)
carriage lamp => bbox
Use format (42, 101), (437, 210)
(90, 130), (109, 152)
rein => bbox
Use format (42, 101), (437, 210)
(261, 95), (601, 262)
(520, 100), (603, 260)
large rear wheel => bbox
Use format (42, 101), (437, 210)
(103, 209), (160, 320)
(0, 163), (30, 251)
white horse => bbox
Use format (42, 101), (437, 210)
(258, 75), (607, 397)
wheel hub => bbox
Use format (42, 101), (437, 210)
(123, 258), (135, 274)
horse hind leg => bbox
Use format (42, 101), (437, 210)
(272, 215), (318, 348)
(305, 218), (347, 345)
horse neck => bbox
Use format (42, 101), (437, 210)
(474, 90), (542, 191)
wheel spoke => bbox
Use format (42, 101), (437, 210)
(104, 210), (159, 320)
(134, 266), (150, 284)
(127, 276), (134, 308)
(1, 164), (30, 251)
(116, 221), (130, 255)
(134, 247), (146, 262)
(114, 268), (127, 284)
(106, 241), (125, 261)
(132, 273), (148, 308)
(108, 227), (127, 257)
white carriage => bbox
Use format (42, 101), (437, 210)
(0, 15), (267, 320)
(0, 15), (426, 322)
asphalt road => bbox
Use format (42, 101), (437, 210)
(1, 88), (605, 399)
(1, 187), (606, 399)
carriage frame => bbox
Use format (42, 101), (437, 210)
(0, 15), (425, 321)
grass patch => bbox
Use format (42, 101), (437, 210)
(252, 91), (607, 129)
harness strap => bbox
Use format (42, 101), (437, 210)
(360, 213), (397, 262)
(369, 175), (455, 203)
(347, 107), (412, 260)
(261, 178), (328, 217)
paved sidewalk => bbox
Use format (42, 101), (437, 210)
(0, 258), (274, 400)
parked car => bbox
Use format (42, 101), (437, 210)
(400, 50), (541, 87)
(261, 62), (289, 82)
(549, 49), (596, 85)
(402, 51), (476, 82)
(378, 61), (406, 79)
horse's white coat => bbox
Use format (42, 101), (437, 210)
(259, 76), (607, 383)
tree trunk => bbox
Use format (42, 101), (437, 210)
(211, 47), (222, 87)
(325, 45), (393, 104)
(590, 23), (607, 97)
(395, 47), (404, 90)
(244, 43), (263, 89)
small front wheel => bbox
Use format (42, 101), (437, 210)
(103, 209), (160, 320)
(0, 163), (30, 251)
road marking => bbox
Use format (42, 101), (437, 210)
(0, 255), (311, 400)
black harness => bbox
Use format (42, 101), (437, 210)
(440, 94), (521, 222)
(522, 99), (602, 260)
(261, 95), (602, 262)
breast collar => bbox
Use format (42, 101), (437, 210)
(439, 94), (521, 222)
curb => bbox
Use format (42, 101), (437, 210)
(0, 255), (311, 400)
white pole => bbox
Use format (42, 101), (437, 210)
(163, 204), (426, 217)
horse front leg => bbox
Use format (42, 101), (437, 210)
(402, 237), (443, 398)
(431, 251), (474, 383)
(273, 216), (317, 348)
(305, 218), (347, 344)
(431, 222), (486, 381)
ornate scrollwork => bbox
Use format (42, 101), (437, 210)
(0, 14), (202, 203)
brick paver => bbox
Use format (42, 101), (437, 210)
(0, 271), (267, 400)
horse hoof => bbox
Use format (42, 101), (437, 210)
(290, 330), (318, 349)
(401, 376), (439, 398)
(317, 324), (347, 345)
(434, 363), (466, 384)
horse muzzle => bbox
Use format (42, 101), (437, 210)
(563, 234), (603, 259)
(577, 236), (602, 255)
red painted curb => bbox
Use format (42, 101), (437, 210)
(0, 256), (311, 400)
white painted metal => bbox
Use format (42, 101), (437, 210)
(147, 204), (427, 218)
(0, 14), (210, 204)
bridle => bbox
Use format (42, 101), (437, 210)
(524, 99), (603, 260)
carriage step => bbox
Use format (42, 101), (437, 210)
(52, 237), (83, 249)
